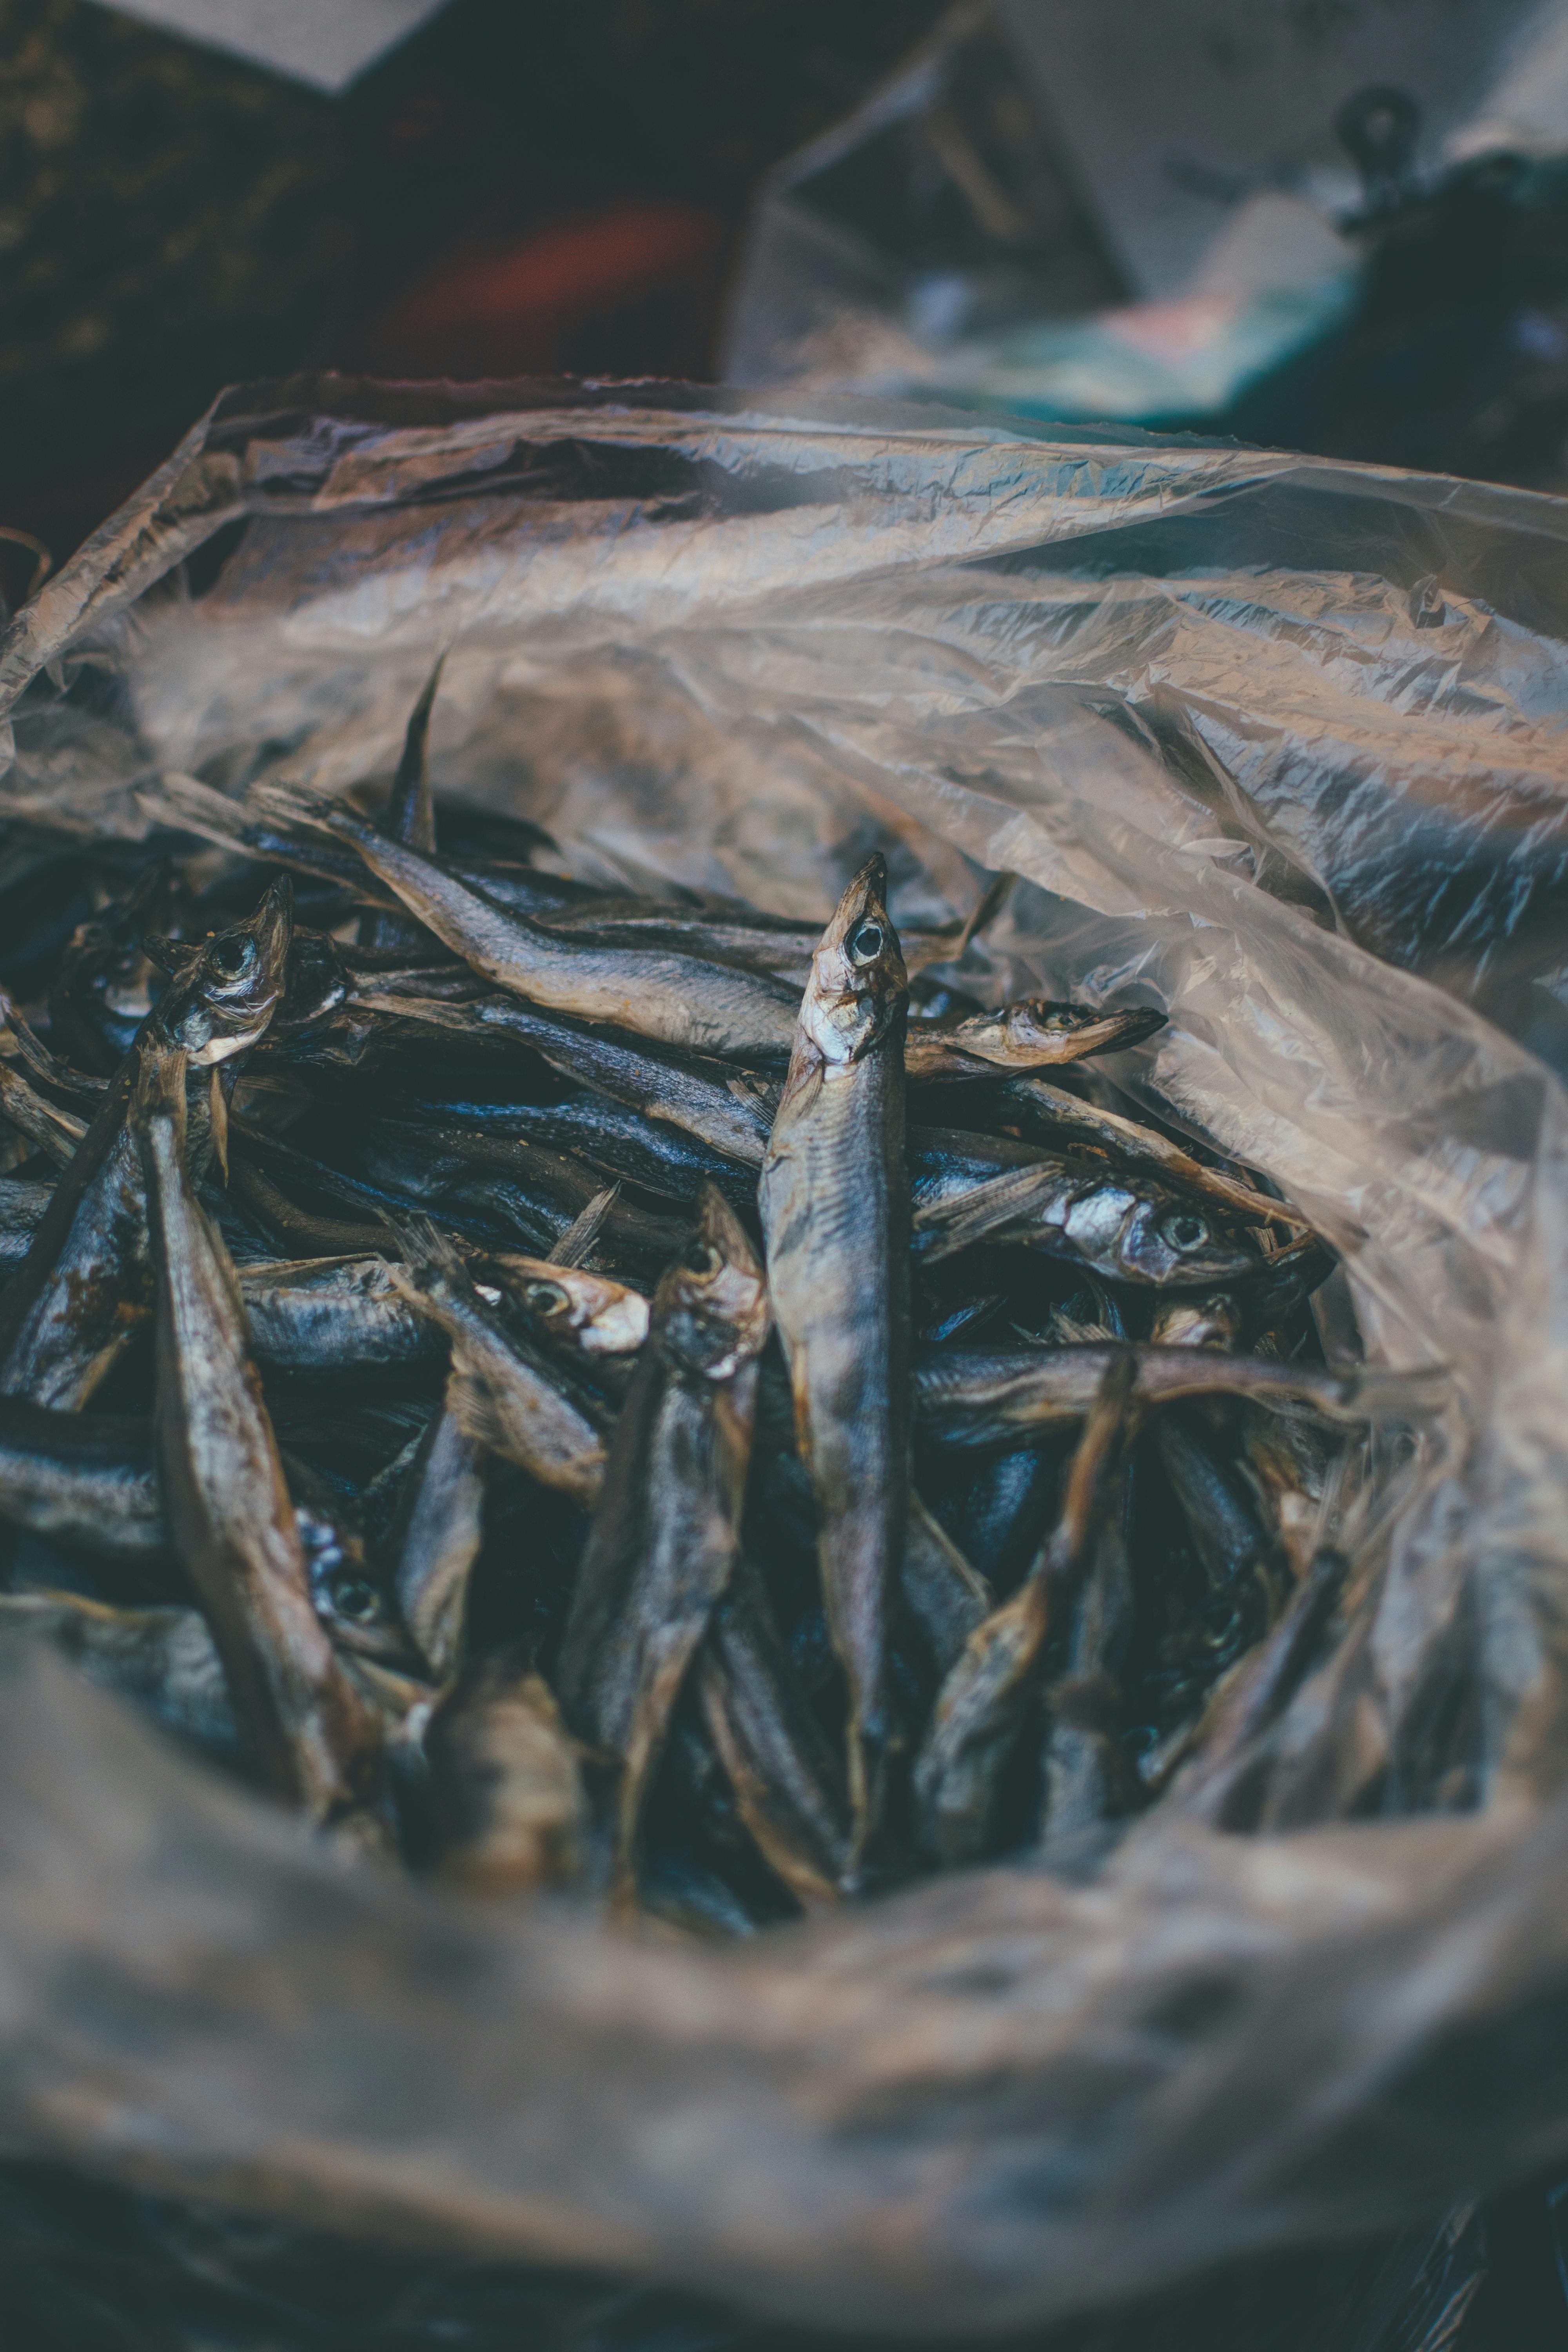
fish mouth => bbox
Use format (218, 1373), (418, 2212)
(189, 1006), (281, 1067)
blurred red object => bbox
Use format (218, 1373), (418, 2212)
(351, 202), (733, 381)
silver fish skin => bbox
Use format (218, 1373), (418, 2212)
(0, 880), (296, 1411)
(758, 851), (910, 1862)
(0, 1175), (53, 1268)
(0, 1402), (164, 1558)
(905, 999), (1165, 1081)
(699, 1553), (851, 1909)
(912, 1147), (1265, 1287)
(355, 991), (775, 1168)
(135, 1035), (387, 1833)
(255, 783), (802, 1062)
(990, 1074), (1310, 1234)
(390, 1220), (607, 1506)
(555, 1185), (771, 1886)
(386, 1382), (487, 1685)
(239, 1256), (441, 1377)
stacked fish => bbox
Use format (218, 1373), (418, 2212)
(0, 673), (1424, 1924)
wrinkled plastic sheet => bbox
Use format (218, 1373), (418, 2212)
(2, 375), (1568, 2333)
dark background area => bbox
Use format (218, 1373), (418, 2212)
(0, 0), (949, 589)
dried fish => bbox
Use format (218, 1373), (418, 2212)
(759, 854), (911, 1861)
(915, 1356), (1140, 1865)
(383, 1387), (486, 1685)
(134, 1034), (387, 1835)
(239, 1255), (441, 1377)
(0, 741), (1416, 1987)
(913, 1147), (1268, 1285)
(255, 782), (803, 1061)
(556, 1187), (770, 1884)
(390, 1220), (607, 1505)
(699, 1554), (851, 1907)
(0, 879), (295, 1410)
(906, 998), (1165, 1081)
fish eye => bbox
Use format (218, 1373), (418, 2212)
(848, 918), (884, 964)
(524, 1279), (570, 1316)
(683, 1240), (722, 1278)
(1161, 1210), (1211, 1252)
(329, 1574), (383, 1624)
(207, 932), (254, 981)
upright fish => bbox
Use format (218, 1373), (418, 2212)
(134, 1034), (387, 1838)
(555, 1185), (771, 1889)
(758, 853), (910, 1862)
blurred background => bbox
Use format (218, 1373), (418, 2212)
(8, 0), (1568, 592)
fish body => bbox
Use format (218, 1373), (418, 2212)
(135, 1036), (387, 1831)
(906, 999), (1165, 1081)
(0, 1401), (163, 1558)
(240, 1255), (441, 1377)
(0, 1588), (238, 1757)
(259, 787), (802, 1062)
(759, 853), (910, 1859)
(699, 1554), (851, 1907)
(427, 1659), (587, 1894)
(915, 1357), (1138, 1864)
(555, 1186), (771, 1883)
(0, 1176), (52, 1267)
(385, 1387), (487, 1684)
(355, 991), (775, 1167)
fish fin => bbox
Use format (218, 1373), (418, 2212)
(444, 1354), (521, 1459)
(547, 1183), (621, 1269)
(384, 649), (450, 853)
(208, 1066), (229, 1185)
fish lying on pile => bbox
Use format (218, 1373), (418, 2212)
(0, 672), (1437, 1924)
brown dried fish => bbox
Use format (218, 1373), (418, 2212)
(555, 1186), (770, 1887)
(135, 1035), (387, 1837)
(915, 1355), (1140, 1866)
(759, 853), (911, 1864)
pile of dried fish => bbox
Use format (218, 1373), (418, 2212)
(0, 672), (1437, 1926)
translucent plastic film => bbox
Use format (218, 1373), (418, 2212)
(2, 375), (1568, 2327)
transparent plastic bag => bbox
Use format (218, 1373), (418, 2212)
(2, 374), (1568, 2333)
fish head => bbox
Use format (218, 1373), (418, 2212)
(800, 853), (907, 1069)
(160, 876), (295, 1065)
(1116, 1191), (1262, 1287)
(658, 1184), (771, 1380)
(964, 999), (1166, 1065)
(1149, 1290), (1243, 1349)
(273, 925), (351, 1035)
(495, 1258), (651, 1356)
